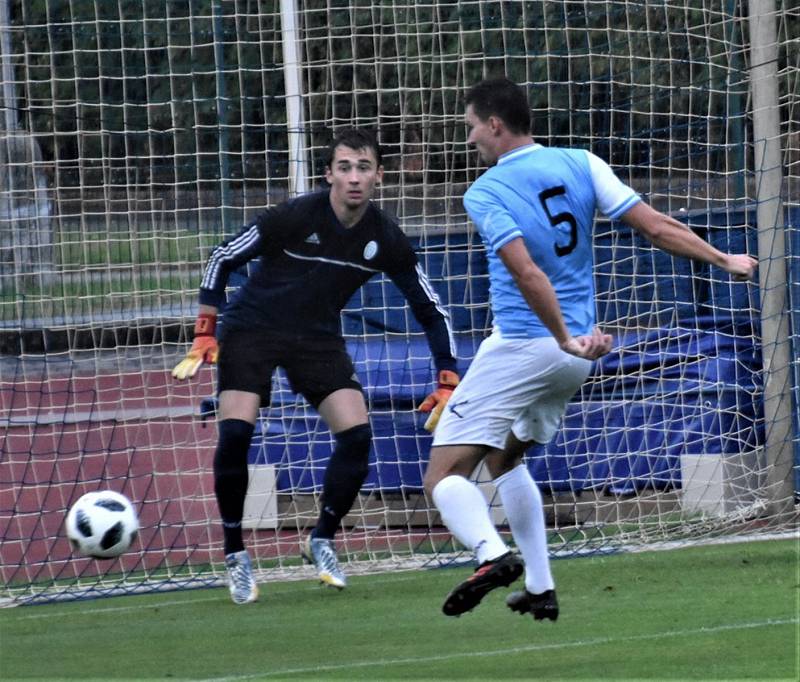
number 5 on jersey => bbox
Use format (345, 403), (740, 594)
(539, 185), (578, 257)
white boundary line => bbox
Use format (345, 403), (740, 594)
(202, 617), (798, 681)
(6, 585), (796, 679)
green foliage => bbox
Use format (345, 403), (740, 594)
(9, 0), (777, 190)
(11, 0), (286, 186)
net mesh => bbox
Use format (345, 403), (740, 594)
(1, 0), (797, 605)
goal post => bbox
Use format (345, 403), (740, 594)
(1, 0), (797, 606)
(748, 0), (794, 519)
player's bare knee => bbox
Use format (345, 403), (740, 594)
(424, 447), (474, 497)
(423, 469), (442, 498)
(423, 453), (448, 497)
(422, 448), (462, 497)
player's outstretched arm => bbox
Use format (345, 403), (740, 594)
(621, 202), (758, 281)
(172, 304), (219, 380)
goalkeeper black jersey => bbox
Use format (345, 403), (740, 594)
(198, 190), (456, 372)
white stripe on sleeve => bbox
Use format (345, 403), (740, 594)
(415, 263), (457, 357)
(200, 224), (262, 290)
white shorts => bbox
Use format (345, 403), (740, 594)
(432, 332), (592, 450)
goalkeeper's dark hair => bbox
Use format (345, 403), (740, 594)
(465, 78), (531, 135)
(326, 127), (382, 167)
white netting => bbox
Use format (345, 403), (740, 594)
(1, 0), (797, 605)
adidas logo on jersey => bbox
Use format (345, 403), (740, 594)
(305, 233), (320, 245)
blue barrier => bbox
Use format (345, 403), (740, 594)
(239, 318), (762, 495)
(213, 209), (773, 495)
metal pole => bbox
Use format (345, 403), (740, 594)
(0, 0), (17, 289)
(0, 0), (15, 133)
(280, 0), (308, 196)
(212, 0), (232, 233)
(747, 0), (795, 515)
(724, 0), (746, 200)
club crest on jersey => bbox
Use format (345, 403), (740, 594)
(363, 240), (378, 260)
(305, 233), (320, 245)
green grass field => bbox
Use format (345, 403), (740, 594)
(2, 538), (797, 681)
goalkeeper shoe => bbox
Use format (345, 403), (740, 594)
(224, 550), (258, 605)
(442, 551), (523, 617)
(506, 588), (559, 621)
(302, 536), (347, 590)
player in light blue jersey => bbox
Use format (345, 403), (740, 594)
(421, 78), (758, 621)
(463, 143), (639, 340)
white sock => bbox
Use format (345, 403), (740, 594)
(432, 475), (508, 564)
(494, 464), (554, 594)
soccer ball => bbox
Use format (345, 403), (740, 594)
(65, 490), (139, 559)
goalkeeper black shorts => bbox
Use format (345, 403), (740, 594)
(216, 329), (363, 408)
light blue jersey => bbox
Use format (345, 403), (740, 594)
(463, 144), (640, 338)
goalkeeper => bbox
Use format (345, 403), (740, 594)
(423, 78), (758, 621)
(173, 128), (457, 605)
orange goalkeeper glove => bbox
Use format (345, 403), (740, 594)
(417, 370), (460, 432)
(172, 313), (219, 380)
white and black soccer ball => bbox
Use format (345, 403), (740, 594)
(65, 490), (139, 559)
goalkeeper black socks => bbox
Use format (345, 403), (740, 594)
(313, 423), (372, 540)
(214, 418), (255, 555)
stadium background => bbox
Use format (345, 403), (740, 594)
(0, 0), (797, 604)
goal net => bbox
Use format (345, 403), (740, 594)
(1, 0), (797, 605)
